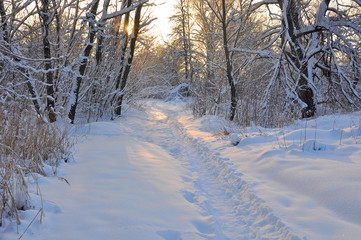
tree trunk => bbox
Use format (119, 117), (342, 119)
(114, 0), (132, 93)
(284, 0), (316, 118)
(298, 67), (316, 118)
(51, 0), (61, 102)
(180, 0), (190, 83)
(114, 4), (142, 116)
(40, 0), (56, 122)
(68, 0), (100, 123)
(95, 0), (110, 66)
(221, 0), (237, 121)
(0, 0), (9, 43)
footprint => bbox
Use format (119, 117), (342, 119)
(169, 147), (181, 156)
(43, 201), (62, 214)
(182, 190), (195, 203)
(157, 230), (182, 240)
(181, 176), (192, 183)
(191, 219), (215, 234)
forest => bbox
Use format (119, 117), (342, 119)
(0, 0), (360, 233)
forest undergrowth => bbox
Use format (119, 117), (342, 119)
(0, 99), (73, 227)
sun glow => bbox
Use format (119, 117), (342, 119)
(126, 25), (133, 36)
(152, 1), (174, 41)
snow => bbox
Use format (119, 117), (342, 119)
(1, 100), (361, 239)
(176, 105), (361, 240)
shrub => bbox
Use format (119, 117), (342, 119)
(0, 98), (73, 226)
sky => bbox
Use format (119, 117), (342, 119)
(152, 0), (175, 41)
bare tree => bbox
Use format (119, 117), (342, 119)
(114, 2), (144, 116)
(113, 0), (132, 116)
(67, 0), (100, 123)
(95, 0), (111, 67)
(37, 0), (56, 122)
(0, 0), (42, 114)
(244, 0), (361, 120)
(201, 0), (239, 121)
(171, 0), (194, 84)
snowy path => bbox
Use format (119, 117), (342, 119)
(2, 101), (300, 240)
(146, 103), (299, 239)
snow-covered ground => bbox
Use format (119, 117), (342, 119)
(174, 102), (361, 240)
(1, 100), (361, 240)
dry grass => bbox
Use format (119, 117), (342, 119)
(213, 126), (231, 138)
(0, 100), (73, 227)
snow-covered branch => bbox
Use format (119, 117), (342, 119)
(229, 48), (274, 58)
(247, 0), (279, 13)
(100, 0), (149, 22)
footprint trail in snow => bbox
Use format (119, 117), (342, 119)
(1, 100), (300, 240)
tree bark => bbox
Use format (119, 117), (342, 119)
(68, 0), (100, 123)
(114, 0), (132, 92)
(95, 0), (110, 66)
(0, 0), (9, 43)
(180, 0), (190, 82)
(114, 4), (142, 116)
(221, 0), (237, 121)
(39, 0), (56, 122)
(283, 0), (315, 118)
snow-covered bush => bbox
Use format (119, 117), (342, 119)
(166, 83), (194, 102)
